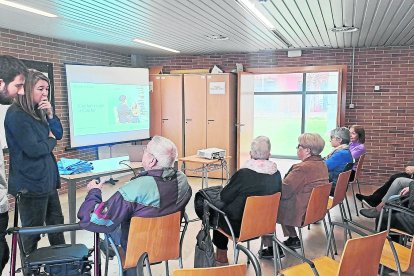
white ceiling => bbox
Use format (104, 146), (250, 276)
(0, 0), (413, 55)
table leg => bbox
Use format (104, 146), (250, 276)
(67, 180), (77, 244)
(203, 165), (209, 188)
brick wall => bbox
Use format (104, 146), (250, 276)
(0, 28), (131, 208)
(147, 47), (414, 185)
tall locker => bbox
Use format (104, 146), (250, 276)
(183, 73), (236, 178)
(183, 75), (207, 176)
(150, 74), (184, 158)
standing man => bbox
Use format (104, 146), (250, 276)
(0, 55), (27, 273)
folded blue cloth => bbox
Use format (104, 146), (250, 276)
(58, 158), (93, 175)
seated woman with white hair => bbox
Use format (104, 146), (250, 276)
(213, 136), (282, 265)
(324, 127), (353, 195)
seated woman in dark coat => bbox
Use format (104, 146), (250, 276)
(213, 136), (282, 265)
(324, 127), (353, 195)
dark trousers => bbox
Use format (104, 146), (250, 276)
(367, 173), (412, 207)
(18, 190), (65, 254)
(212, 217), (241, 250)
(0, 211), (9, 273)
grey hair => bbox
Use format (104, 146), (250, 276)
(330, 127), (350, 144)
(250, 136), (271, 160)
(298, 133), (325, 156)
(147, 136), (177, 168)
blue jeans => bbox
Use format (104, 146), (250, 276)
(0, 211), (9, 273)
(18, 190), (65, 254)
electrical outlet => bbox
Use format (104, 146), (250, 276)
(349, 103), (355, 109)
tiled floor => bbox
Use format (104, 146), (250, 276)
(4, 174), (414, 275)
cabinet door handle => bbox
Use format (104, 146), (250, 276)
(162, 118), (169, 121)
(207, 119), (215, 122)
(185, 119), (192, 121)
(235, 123), (245, 127)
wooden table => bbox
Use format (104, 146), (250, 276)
(60, 156), (142, 244)
(178, 155), (230, 189)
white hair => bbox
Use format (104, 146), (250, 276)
(250, 136), (271, 160)
(147, 136), (177, 168)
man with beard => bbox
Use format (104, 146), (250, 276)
(0, 55), (27, 273)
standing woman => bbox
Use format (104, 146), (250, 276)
(5, 69), (65, 253)
(349, 125), (367, 182)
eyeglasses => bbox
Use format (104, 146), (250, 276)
(296, 144), (304, 149)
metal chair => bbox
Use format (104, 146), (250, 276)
(274, 222), (388, 276)
(290, 184), (331, 258)
(205, 193), (280, 275)
(134, 249), (257, 276)
(326, 170), (352, 253)
(105, 211), (188, 276)
(376, 190), (414, 275)
(349, 153), (366, 216)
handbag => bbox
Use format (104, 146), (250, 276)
(194, 201), (216, 268)
(194, 185), (224, 228)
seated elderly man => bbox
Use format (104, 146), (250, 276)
(77, 136), (192, 254)
(324, 127), (353, 195)
(259, 133), (329, 257)
(213, 136), (282, 265)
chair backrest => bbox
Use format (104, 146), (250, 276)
(238, 192), (281, 242)
(124, 212), (181, 269)
(354, 153), (366, 181)
(337, 231), (387, 276)
(303, 184), (331, 226)
(331, 170), (352, 207)
(173, 264), (247, 276)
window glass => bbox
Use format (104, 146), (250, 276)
(254, 95), (302, 156)
(306, 72), (339, 91)
(305, 94), (338, 156)
(254, 73), (303, 92)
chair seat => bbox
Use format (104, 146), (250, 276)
(26, 244), (89, 266)
(281, 256), (339, 275)
(327, 197), (334, 210)
(381, 240), (412, 272)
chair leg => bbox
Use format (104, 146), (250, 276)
(322, 218), (335, 258)
(344, 195), (353, 221)
(247, 241), (250, 264)
(339, 204), (352, 240)
(165, 261), (169, 276)
(356, 179), (364, 208)
(326, 212), (338, 255)
(350, 181), (359, 216)
(272, 237), (280, 276)
(235, 247), (240, 264)
(298, 227), (305, 258)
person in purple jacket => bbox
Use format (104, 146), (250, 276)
(349, 125), (367, 181)
(77, 136), (192, 253)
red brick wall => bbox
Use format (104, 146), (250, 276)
(147, 47), (414, 185)
(0, 28), (131, 208)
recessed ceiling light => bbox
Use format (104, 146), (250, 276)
(0, 0), (57, 17)
(206, 35), (229, 41)
(132, 38), (180, 53)
(331, 26), (359, 33)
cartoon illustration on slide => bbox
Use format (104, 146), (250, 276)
(116, 94), (133, 123)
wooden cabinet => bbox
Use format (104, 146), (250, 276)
(150, 74), (183, 157)
(184, 73), (237, 178)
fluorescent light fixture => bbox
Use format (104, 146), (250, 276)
(236, 0), (275, 29)
(0, 0), (57, 17)
(331, 26), (359, 33)
(133, 38), (180, 53)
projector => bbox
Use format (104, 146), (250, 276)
(197, 148), (226, 160)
